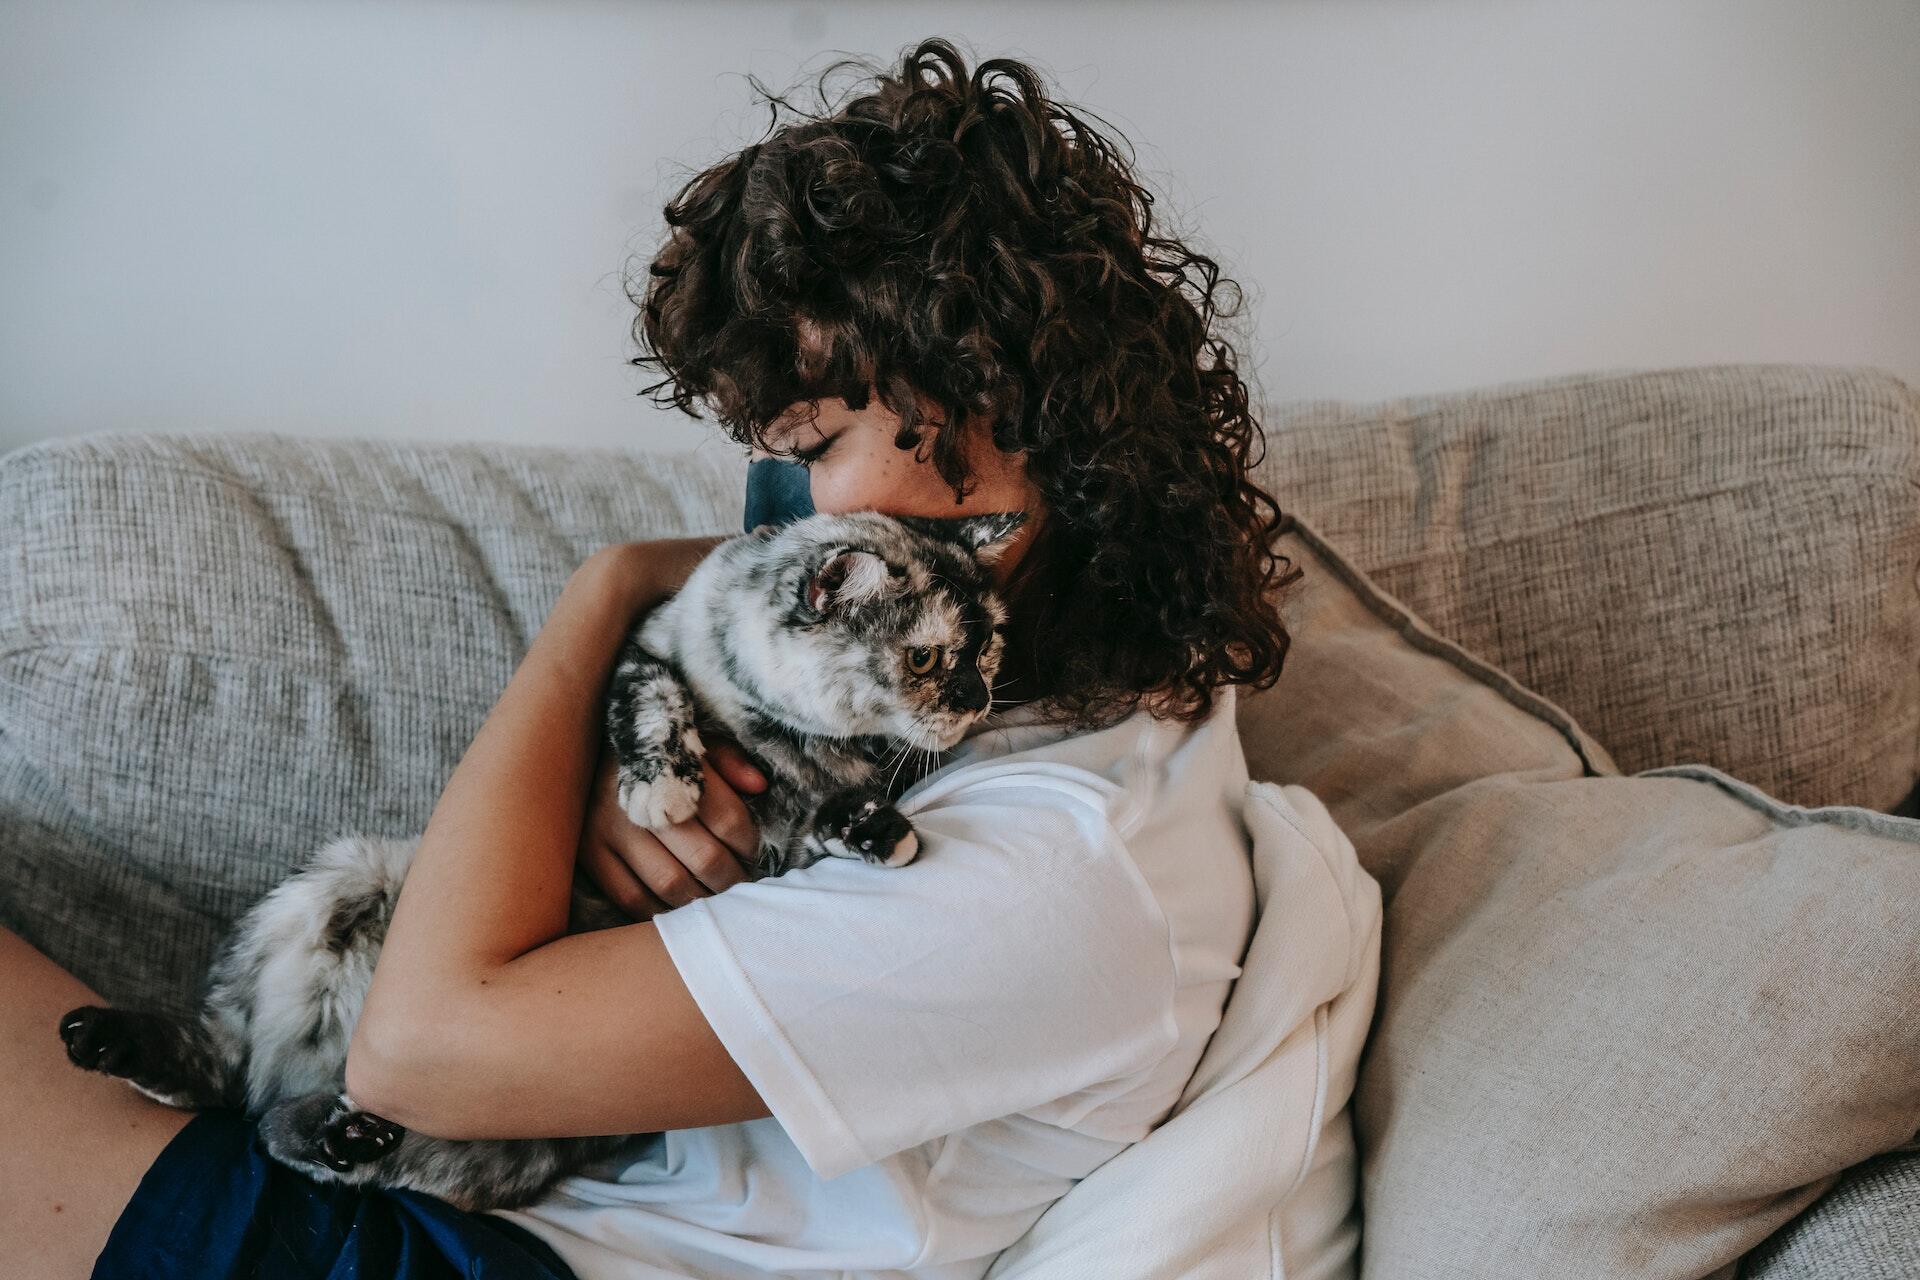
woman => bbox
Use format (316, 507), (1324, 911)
(2, 37), (1304, 1279)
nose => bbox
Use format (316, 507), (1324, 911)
(949, 670), (990, 714)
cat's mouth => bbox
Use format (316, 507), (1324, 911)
(899, 720), (966, 752)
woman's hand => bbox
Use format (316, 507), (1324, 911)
(572, 534), (769, 919)
(580, 736), (769, 920)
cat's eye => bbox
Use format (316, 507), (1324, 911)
(905, 645), (942, 675)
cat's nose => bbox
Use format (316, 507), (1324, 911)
(948, 672), (990, 714)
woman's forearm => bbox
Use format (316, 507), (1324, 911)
(351, 535), (726, 1066)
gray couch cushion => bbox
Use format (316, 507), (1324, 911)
(0, 429), (744, 1012)
(1741, 1149), (1920, 1278)
(1251, 362), (1920, 812)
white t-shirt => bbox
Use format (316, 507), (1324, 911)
(493, 684), (1258, 1279)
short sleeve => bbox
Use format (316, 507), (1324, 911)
(652, 778), (1182, 1181)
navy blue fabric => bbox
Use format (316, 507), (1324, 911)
(93, 1109), (578, 1280)
(742, 456), (815, 533)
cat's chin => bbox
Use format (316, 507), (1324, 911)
(929, 726), (971, 751)
(891, 723), (968, 752)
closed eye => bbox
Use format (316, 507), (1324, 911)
(791, 439), (832, 468)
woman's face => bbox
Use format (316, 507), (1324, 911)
(751, 394), (1044, 589)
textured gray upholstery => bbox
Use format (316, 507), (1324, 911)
(2, 363), (1913, 1275)
(1740, 1149), (1920, 1278)
(0, 430), (745, 1012)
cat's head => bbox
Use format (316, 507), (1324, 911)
(736, 509), (1028, 751)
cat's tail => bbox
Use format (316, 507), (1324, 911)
(207, 834), (420, 1111)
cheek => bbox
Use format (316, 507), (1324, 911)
(810, 445), (960, 514)
(805, 469), (855, 514)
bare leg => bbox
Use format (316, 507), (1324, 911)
(0, 926), (192, 1280)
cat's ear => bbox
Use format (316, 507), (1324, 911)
(893, 511), (1029, 565)
(803, 547), (895, 618)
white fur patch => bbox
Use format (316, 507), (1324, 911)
(619, 772), (703, 828)
(884, 830), (920, 867)
(838, 550), (892, 603)
(812, 548), (893, 615)
(128, 1080), (193, 1109)
(909, 599), (963, 650)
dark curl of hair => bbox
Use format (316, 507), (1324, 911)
(626, 36), (1304, 730)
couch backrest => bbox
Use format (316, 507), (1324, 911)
(0, 431), (745, 1009)
(1249, 362), (1920, 812)
(2, 362), (1912, 1011)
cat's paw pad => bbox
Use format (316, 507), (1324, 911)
(319, 1108), (404, 1170)
(839, 801), (919, 868)
(618, 770), (703, 828)
(59, 1006), (139, 1076)
(259, 1093), (405, 1177)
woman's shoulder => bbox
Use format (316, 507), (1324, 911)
(897, 683), (1256, 954)
(905, 684), (1243, 817)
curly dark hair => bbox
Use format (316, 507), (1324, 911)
(626, 36), (1303, 729)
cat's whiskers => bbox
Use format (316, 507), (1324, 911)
(884, 726), (919, 795)
(876, 734), (914, 777)
(885, 709), (947, 795)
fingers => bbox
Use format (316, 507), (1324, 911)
(580, 838), (669, 921)
(653, 760), (755, 893)
(706, 738), (769, 795)
(653, 830), (746, 895)
(614, 829), (720, 908)
(698, 754), (763, 864)
(585, 737), (766, 911)
(584, 753), (699, 915)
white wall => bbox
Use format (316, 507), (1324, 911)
(3, 0), (1916, 458)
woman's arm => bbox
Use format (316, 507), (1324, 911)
(343, 534), (774, 1140)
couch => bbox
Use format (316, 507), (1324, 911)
(2, 361), (1915, 1276)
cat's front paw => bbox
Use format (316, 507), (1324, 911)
(877, 828), (919, 867)
(834, 798), (920, 868)
(617, 768), (703, 829)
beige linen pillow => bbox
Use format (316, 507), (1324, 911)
(1236, 512), (1920, 1279)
